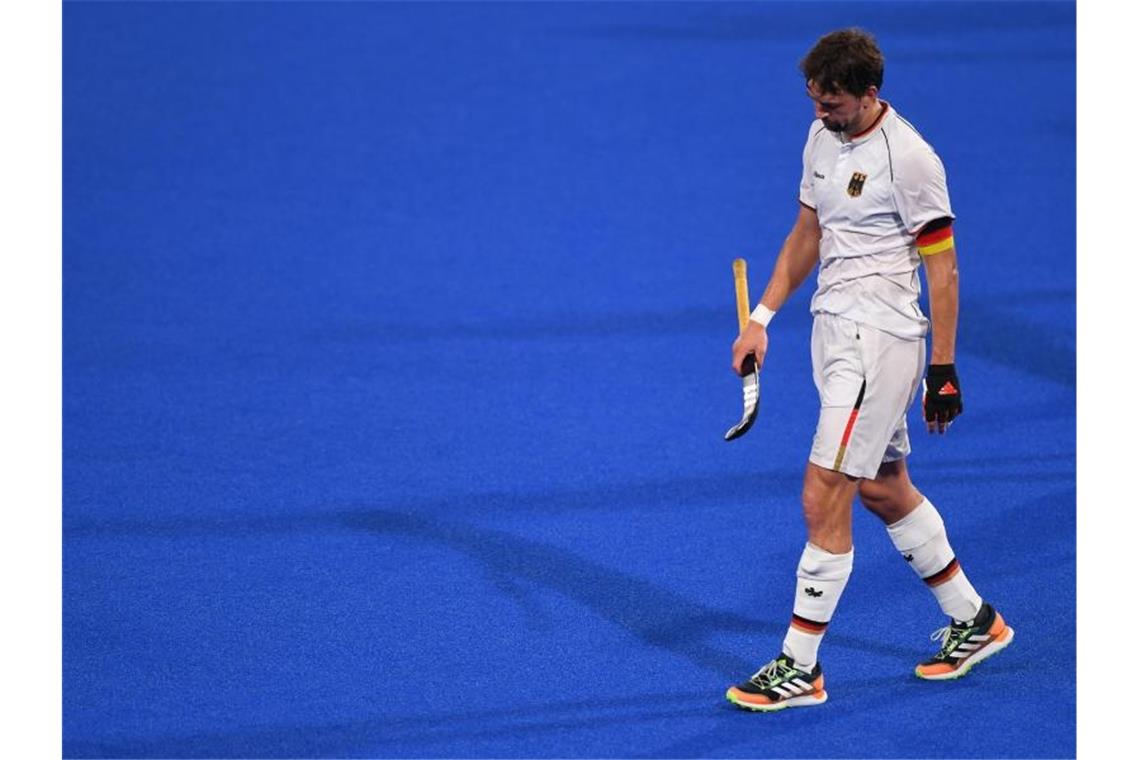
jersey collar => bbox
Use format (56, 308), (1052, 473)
(843, 100), (891, 145)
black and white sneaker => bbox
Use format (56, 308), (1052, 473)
(726, 654), (827, 711)
(915, 601), (1015, 680)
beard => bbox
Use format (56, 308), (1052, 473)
(822, 119), (846, 132)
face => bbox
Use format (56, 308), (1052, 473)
(806, 80), (876, 133)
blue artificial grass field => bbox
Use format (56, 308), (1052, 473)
(63, 1), (1075, 757)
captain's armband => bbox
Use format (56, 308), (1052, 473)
(916, 218), (955, 256)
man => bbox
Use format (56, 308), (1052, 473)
(725, 28), (1013, 712)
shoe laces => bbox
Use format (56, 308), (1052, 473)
(930, 623), (971, 657)
(749, 658), (796, 688)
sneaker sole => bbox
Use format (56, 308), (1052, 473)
(915, 625), (1015, 681)
(725, 688), (828, 712)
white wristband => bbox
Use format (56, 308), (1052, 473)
(750, 303), (776, 328)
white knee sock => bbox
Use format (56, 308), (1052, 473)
(886, 498), (982, 622)
(781, 542), (853, 671)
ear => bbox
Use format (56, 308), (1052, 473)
(861, 86), (880, 107)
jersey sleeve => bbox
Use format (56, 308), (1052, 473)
(798, 123), (821, 209)
(892, 145), (955, 235)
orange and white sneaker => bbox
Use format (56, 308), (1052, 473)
(725, 654), (828, 712)
(915, 601), (1014, 680)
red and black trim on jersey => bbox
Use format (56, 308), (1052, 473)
(850, 101), (891, 140)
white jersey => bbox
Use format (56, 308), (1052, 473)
(798, 102), (954, 340)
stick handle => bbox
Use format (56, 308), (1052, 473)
(732, 258), (751, 332)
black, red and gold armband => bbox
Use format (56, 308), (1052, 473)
(916, 223), (955, 256)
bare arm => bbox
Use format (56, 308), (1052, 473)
(921, 245), (959, 364)
(920, 241), (962, 434)
(894, 144), (960, 432)
(731, 204), (821, 374)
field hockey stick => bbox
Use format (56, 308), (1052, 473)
(724, 258), (760, 441)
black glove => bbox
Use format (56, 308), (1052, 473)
(923, 363), (963, 429)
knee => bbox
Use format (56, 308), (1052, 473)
(858, 481), (893, 515)
(859, 464), (922, 523)
(801, 477), (846, 530)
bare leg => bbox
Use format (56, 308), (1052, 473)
(857, 458), (924, 525)
(801, 461), (860, 552)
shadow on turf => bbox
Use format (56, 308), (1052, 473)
(64, 485), (1070, 758)
(339, 509), (926, 677)
(63, 472), (1071, 679)
(56, 501), (961, 759)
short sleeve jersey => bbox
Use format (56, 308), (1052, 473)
(798, 102), (954, 340)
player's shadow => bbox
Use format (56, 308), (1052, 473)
(63, 481), (1067, 758)
(340, 508), (925, 678)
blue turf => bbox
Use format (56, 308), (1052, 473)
(63, 1), (1075, 757)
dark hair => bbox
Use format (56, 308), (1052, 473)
(799, 28), (884, 96)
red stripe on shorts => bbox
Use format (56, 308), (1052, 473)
(832, 380), (867, 470)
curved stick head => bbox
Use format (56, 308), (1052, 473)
(724, 355), (760, 441)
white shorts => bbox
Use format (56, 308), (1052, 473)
(808, 313), (925, 479)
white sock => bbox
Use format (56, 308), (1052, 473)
(781, 542), (853, 671)
(886, 498), (982, 622)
